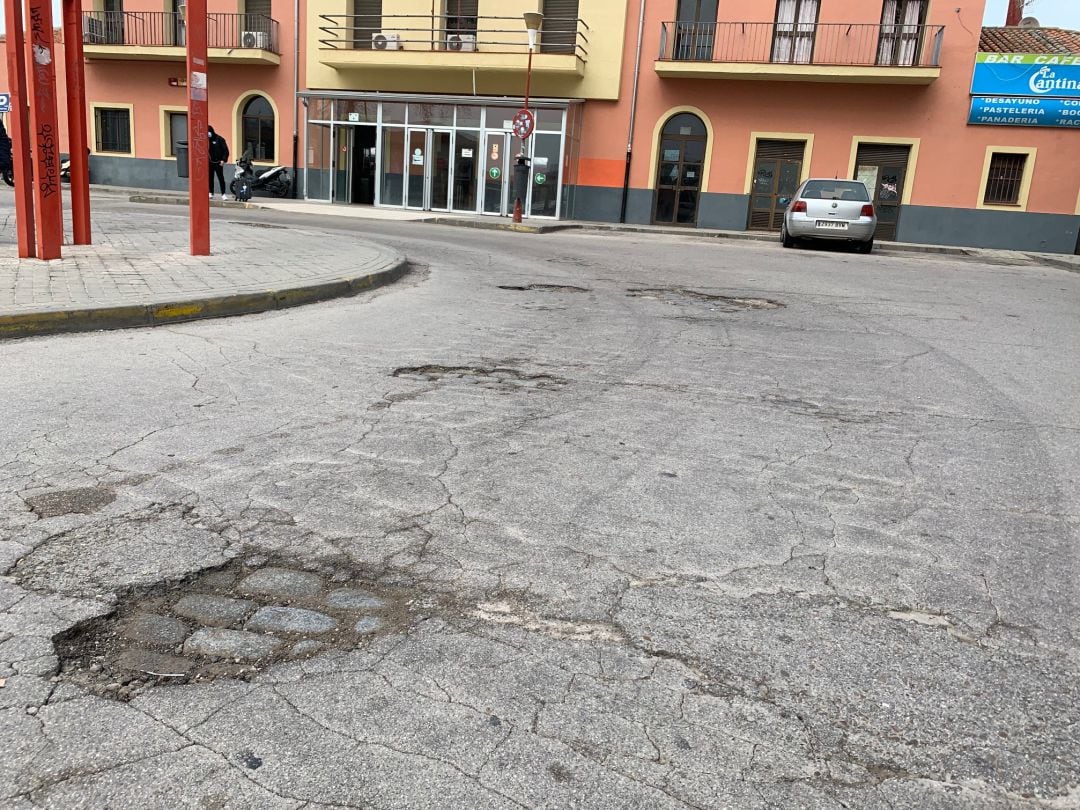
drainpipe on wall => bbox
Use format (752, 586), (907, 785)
(290, 0), (300, 198)
(618, 0), (647, 224)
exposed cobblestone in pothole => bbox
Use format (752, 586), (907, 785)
(52, 556), (407, 700)
(22, 486), (116, 517)
(497, 283), (591, 293)
(392, 364), (567, 391)
(627, 287), (785, 310)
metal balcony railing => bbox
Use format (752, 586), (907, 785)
(658, 22), (944, 68)
(318, 14), (589, 60)
(82, 11), (280, 55)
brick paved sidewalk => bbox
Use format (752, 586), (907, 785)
(0, 207), (407, 338)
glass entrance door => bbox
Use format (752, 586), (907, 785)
(482, 132), (511, 215)
(406, 128), (452, 211)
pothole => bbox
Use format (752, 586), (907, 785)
(53, 556), (408, 699)
(23, 486), (116, 518)
(497, 283), (592, 293)
(627, 287), (784, 310)
(392, 365), (567, 391)
(229, 221), (288, 229)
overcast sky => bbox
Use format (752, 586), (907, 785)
(4, 1), (1080, 36)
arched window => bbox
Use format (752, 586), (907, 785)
(241, 95), (275, 161)
(653, 112), (708, 226)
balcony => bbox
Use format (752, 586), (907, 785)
(317, 14), (588, 76)
(656, 22), (944, 84)
(82, 12), (281, 65)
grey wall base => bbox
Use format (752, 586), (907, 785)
(569, 186), (750, 230)
(89, 155), (289, 199)
(89, 155), (189, 193)
(897, 205), (1079, 255)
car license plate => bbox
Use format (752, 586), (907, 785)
(816, 220), (848, 230)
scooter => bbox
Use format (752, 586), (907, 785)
(3, 154), (74, 186)
(229, 149), (291, 201)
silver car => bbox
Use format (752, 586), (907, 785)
(781, 179), (878, 254)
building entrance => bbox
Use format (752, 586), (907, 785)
(406, 129), (452, 211)
(334, 125), (377, 206)
(482, 132), (513, 216)
(748, 139), (805, 231)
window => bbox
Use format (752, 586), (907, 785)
(801, 180), (870, 202)
(240, 95), (275, 161)
(166, 112), (187, 157)
(878, 0), (927, 66)
(94, 107), (131, 154)
(983, 152), (1027, 206)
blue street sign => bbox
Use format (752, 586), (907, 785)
(972, 54), (1080, 99)
(968, 96), (1080, 128)
(0, 94), (10, 113)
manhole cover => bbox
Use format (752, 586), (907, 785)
(392, 364), (567, 391)
(53, 556), (407, 699)
(627, 288), (784, 310)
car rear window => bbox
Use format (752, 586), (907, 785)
(801, 181), (870, 202)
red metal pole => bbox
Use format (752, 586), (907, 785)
(186, 0), (210, 256)
(26, 0), (63, 259)
(62, 0), (91, 245)
(524, 48), (533, 113)
(4, 0), (36, 257)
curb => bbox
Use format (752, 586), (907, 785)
(129, 194), (262, 210)
(426, 217), (975, 256)
(0, 257), (410, 341)
(1026, 254), (1080, 274)
(425, 216), (577, 235)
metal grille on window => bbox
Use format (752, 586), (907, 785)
(984, 153), (1026, 206)
(96, 108), (131, 153)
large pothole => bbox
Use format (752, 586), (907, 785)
(627, 287), (784, 310)
(392, 364), (567, 391)
(497, 283), (592, 293)
(53, 556), (409, 700)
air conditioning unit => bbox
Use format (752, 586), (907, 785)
(372, 32), (401, 51)
(241, 30), (269, 49)
(83, 16), (105, 44)
(445, 33), (477, 52)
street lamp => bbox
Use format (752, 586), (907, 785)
(512, 12), (543, 223)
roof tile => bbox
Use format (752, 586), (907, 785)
(980, 26), (1080, 54)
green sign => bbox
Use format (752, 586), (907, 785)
(488, 167), (501, 180)
(534, 172), (547, 185)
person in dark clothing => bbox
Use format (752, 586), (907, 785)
(0, 119), (12, 172)
(208, 125), (229, 198)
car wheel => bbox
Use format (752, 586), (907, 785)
(856, 238), (874, 255)
(781, 224), (795, 248)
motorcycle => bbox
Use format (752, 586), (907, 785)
(2, 154), (74, 187)
(229, 149), (291, 201)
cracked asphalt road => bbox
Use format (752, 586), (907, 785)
(2, 201), (1079, 809)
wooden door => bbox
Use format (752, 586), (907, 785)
(854, 143), (911, 241)
(748, 140), (804, 231)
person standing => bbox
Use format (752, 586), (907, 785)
(208, 125), (230, 199)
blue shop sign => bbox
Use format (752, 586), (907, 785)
(971, 53), (1080, 99)
(969, 96), (1080, 128)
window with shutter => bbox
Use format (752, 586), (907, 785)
(541, 0), (579, 55)
(352, 0), (382, 49)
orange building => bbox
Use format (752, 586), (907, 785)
(3, 0), (1080, 253)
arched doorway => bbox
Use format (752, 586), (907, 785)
(653, 113), (707, 226)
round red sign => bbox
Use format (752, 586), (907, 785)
(512, 109), (535, 140)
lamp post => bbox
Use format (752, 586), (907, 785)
(513, 12), (543, 224)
